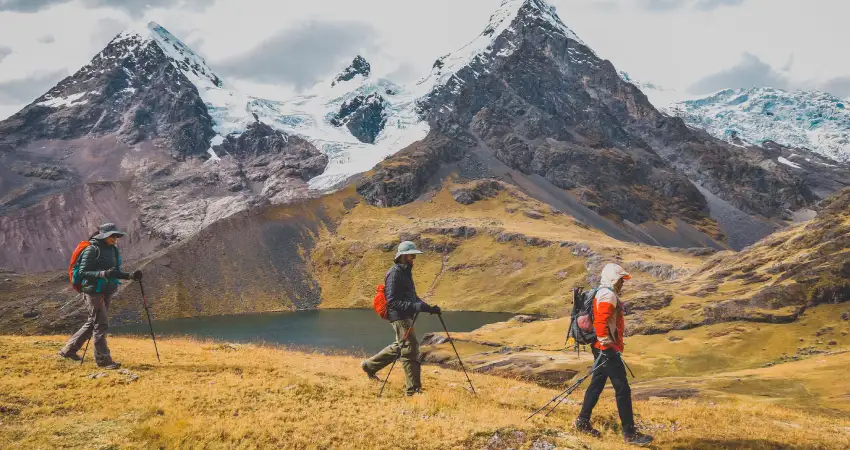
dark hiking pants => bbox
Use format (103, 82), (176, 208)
(61, 293), (113, 365)
(362, 318), (421, 395)
(578, 347), (635, 434)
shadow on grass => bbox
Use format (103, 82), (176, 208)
(669, 438), (810, 449)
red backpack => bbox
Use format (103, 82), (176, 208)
(373, 284), (389, 320)
(68, 241), (93, 292)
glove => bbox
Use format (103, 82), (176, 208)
(429, 305), (442, 315)
(103, 268), (120, 279)
(132, 270), (143, 281)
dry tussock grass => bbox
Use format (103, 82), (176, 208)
(1, 336), (848, 449)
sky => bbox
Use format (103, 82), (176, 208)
(1, 0), (849, 119)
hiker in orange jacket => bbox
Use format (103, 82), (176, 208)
(575, 263), (653, 446)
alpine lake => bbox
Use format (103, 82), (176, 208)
(112, 309), (514, 354)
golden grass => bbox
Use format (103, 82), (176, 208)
(312, 182), (707, 316)
(2, 336), (848, 450)
(439, 304), (849, 381)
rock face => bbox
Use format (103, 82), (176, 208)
(0, 23), (328, 272)
(358, 0), (826, 249)
(0, 197), (341, 334)
(331, 55), (371, 87)
(0, 26), (215, 159)
(214, 121), (328, 182)
(330, 93), (387, 144)
(356, 131), (468, 207)
(450, 180), (504, 205)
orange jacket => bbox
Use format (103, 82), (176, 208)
(592, 287), (625, 352)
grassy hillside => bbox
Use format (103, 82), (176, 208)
(417, 190), (850, 415)
(312, 180), (706, 315)
(1, 336), (848, 450)
(424, 304), (849, 409)
(0, 178), (713, 334)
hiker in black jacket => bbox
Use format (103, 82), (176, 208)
(361, 241), (440, 396)
(59, 223), (141, 369)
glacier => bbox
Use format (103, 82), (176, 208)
(668, 87), (850, 162)
(117, 22), (429, 192)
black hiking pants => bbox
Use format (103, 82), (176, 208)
(578, 347), (635, 434)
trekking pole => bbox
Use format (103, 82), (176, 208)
(437, 314), (476, 395)
(80, 335), (92, 366)
(138, 280), (161, 362)
(543, 359), (608, 418)
(526, 357), (608, 420)
(621, 354), (635, 378)
(378, 313), (419, 398)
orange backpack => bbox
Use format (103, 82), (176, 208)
(373, 284), (389, 320)
(68, 241), (92, 292)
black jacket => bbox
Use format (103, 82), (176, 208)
(385, 263), (431, 322)
(78, 239), (130, 294)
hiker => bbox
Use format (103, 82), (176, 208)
(361, 241), (441, 396)
(59, 223), (142, 369)
(574, 263), (653, 446)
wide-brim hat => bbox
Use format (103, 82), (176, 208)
(93, 223), (127, 240)
(394, 241), (423, 260)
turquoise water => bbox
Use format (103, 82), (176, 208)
(111, 309), (514, 354)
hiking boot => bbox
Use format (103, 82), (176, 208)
(575, 418), (601, 438)
(361, 361), (379, 381)
(58, 350), (82, 361)
(97, 361), (121, 370)
(406, 388), (424, 397)
(624, 432), (653, 446)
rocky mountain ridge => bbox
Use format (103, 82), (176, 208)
(2, 0), (849, 282)
(358, 0), (844, 251)
(0, 22), (330, 272)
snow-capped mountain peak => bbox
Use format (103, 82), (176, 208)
(116, 21), (223, 89)
(669, 87), (850, 162)
(331, 55), (371, 87)
(417, 0), (585, 93)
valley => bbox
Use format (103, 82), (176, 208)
(1, 0), (849, 448)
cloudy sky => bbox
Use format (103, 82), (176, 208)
(1, 0), (848, 119)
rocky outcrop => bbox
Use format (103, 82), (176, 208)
(624, 261), (690, 281)
(356, 131), (470, 206)
(450, 180), (504, 205)
(331, 55), (371, 86)
(330, 93), (386, 144)
(214, 121), (328, 182)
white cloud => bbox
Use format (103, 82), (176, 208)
(688, 52), (789, 94)
(0, 0), (849, 117)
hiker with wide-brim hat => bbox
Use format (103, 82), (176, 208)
(573, 263), (653, 446)
(59, 223), (142, 369)
(361, 241), (441, 396)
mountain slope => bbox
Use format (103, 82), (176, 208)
(669, 87), (850, 163)
(0, 22), (329, 272)
(358, 0), (823, 250)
